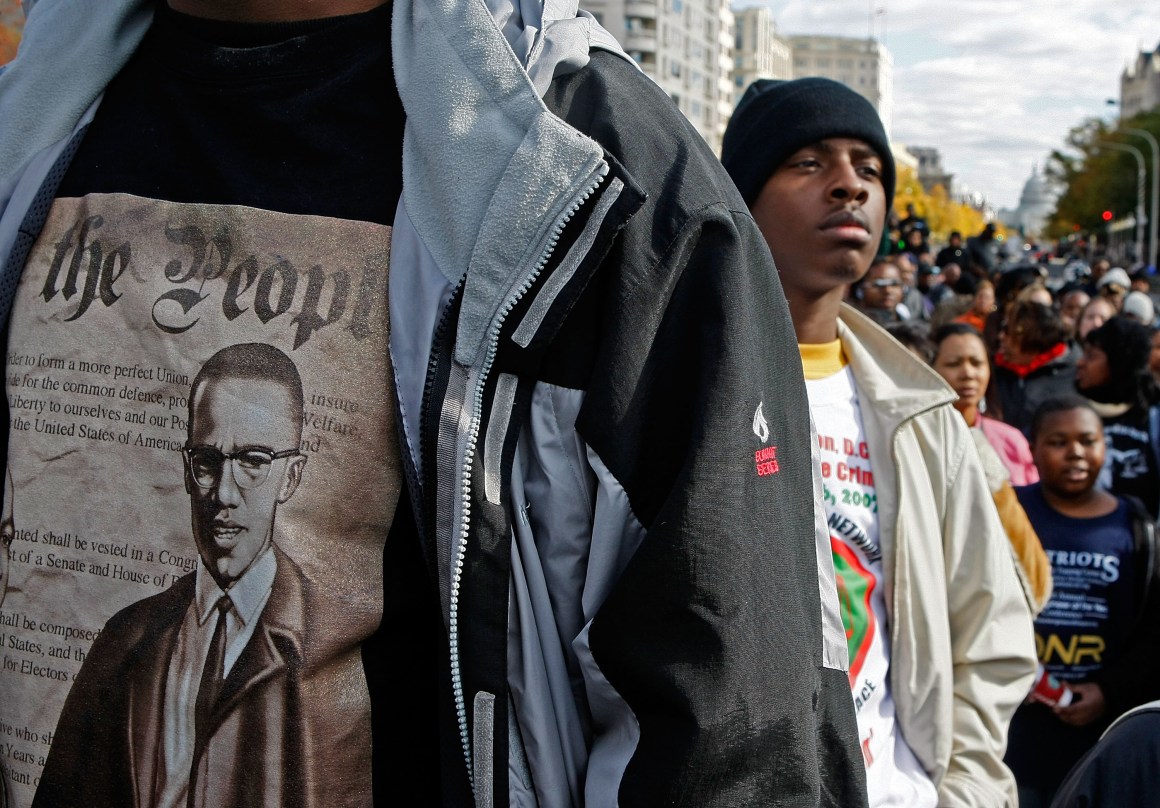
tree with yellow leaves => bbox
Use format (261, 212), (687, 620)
(892, 164), (999, 247)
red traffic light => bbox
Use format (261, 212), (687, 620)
(1102, 210), (1114, 221)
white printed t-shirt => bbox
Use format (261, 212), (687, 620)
(800, 341), (936, 808)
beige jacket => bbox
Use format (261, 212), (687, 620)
(838, 306), (1037, 808)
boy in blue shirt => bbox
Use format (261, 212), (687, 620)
(1009, 395), (1160, 806)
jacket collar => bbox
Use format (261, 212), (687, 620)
(837, 303), (957, 430)
(391, 0), (630, 366)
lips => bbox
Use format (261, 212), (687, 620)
(821, 208), (871, 233)
(819, 209), (872, 247)
(212, 521), (244, 546)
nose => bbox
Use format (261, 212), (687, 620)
(212, 462), (242, 508)
(828, 160), (869, 204)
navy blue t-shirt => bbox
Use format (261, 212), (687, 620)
(1007, 484), (1141, 795)
(1016, 484), (1137, 681)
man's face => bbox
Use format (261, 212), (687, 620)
(860, 263), (903, 310)
(1101, 283), (1126, 311)
(1075, 343), (1111, 390)
(917, 267), (941, 292)
(750, 138), (887, 306)
(187, 377), (304, 589)
(1060, 290), (1090, 333)
(893, 254), (916, 287)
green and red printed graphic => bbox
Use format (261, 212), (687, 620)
(831, 537), (877, 685)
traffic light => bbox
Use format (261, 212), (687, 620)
(1102, 210), (1114, 222)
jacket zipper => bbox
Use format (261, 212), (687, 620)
(448, 163), (610, 789)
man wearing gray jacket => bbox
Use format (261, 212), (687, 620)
(0, 1), (864, 805)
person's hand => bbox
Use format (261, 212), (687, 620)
(1054, 682), (1106, 727)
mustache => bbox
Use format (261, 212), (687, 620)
(821, 209), (871, 231)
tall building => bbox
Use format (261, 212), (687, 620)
(787, 35), (893, 137)
(731, 6), (791, 106)
(1120, 41), (1160, 120)
(585, 0), (736, 153)
(908, 146), (954, 197)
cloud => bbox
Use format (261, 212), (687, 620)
(743, 0), (1159, 210)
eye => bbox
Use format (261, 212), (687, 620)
(235, 450), (274, 473)
(789, 156), (822, 170)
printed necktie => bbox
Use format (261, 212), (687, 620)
(194, 595), (232, 755)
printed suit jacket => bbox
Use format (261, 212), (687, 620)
(33, 544), (310, 808)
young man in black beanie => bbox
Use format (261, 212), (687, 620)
(723, 77), (1038, 808)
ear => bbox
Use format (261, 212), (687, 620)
(854, 285), (864, 300)
(277, 455), (307, 504)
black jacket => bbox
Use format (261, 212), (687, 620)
(370, 51), (866, 807)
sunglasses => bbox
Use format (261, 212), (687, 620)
(869, 279), (901, 288)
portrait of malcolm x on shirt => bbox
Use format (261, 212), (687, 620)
(36, 343), (314, 807)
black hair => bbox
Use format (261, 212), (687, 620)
(1029, 395), (1099, 443)
(1004, 300), (1069, 355)
(1080, 315), (1160, 410)
(188, 343), (304, 442)
(886, 321), (935, 364)
(932, 322), (984, 346)
(994, 265), (1046, 307)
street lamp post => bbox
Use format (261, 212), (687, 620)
(1097, 141), (1147, 265)
(1123, 128), (1159, 272)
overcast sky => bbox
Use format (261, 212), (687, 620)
(740, 1), (1160, 212)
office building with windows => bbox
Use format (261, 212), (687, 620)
(585, 0), (737, 152)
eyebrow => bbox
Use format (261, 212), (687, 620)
(808, 140), (883, 163)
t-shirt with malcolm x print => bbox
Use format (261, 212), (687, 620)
(800, 341), (937, 808)
(0, 6), (402, 807)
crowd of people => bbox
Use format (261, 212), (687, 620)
(851, 197), (1160, 807)
(1, 2), (1158, 807)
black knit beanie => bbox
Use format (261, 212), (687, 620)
(722, 77), (896, 208)
(1082, 315), (1155, 408)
